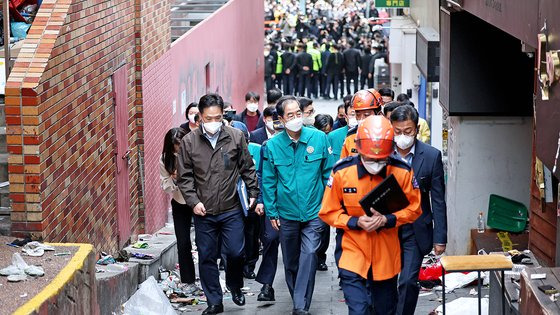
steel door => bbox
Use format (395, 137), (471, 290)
(112, 66), (131, 247)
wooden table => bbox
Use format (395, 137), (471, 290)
(470, 229), (529, 255)
(441, 255), (513, 315)
(519, 268), (560, 315)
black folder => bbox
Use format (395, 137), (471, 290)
(359, 174), (410, 216)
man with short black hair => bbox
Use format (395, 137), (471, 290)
(342, 40), (362, 95)
(379, 87), (395, 104)
(250, 106), (280, 145)
(177, 93), (259, 315)
(257, 88), (284, 130)
(332, 104), (346, 130)
(234, 92), (261, 132)
(390, 105), (447, 315)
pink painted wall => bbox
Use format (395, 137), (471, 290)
(142, 0), (264, 233)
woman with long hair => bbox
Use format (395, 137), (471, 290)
(160, 127), (198, 293)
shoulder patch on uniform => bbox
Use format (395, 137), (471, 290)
(412, 175), (420, 189)
(333, 156), (359, 173)
(388, 156), (412, 171)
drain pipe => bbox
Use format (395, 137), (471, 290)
(3, 0), (10, 79)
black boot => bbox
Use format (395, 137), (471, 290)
(202, 304), (224, 315)
(257, 284), (275, 301)
(230, 288), (246, 306)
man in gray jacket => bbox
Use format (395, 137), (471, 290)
(177, 93), (259, 315)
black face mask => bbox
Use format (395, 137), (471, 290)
(337, 117), (347, 126)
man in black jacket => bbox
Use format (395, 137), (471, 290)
(295, 43), (313, 98)
(323, 44), (344, 100)
(368, 44), (389, 82)
(281, 43), (296, 96)
(264, 44), (277, 93)
(177, 94), (259, 315)
(360, 46), (373, 89)
(342, 40), (361, 95)
(319, 43), (331, 98)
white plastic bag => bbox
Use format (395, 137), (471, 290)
(440, 271), (482, 293)
(123, 276), (175, 315)
(435, 297), (489, 315)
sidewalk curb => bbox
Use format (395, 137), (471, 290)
(12, 243), (94, 315)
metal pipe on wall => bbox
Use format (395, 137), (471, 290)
(3, 0), (10, 80)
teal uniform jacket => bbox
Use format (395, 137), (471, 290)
(248, 142), (262, 170)
(327, 125), (348, 164)
(262, 127), (333, 221)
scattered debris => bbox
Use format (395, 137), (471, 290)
(54, 252), (71, 257)
(435, 297), (489, 315)
(106, 264), (128, 273)
(20, 293), (27, 298)
(97, 253), (116, 265)
(440, 272), (483, 293)
(7, 274), (27, 282)
(21, 242), (55, 257)
(469, 288), (478, 295)
(132, 242), (149, 249)
(130, 253), (154, 260)
(123, 276), (176, 315)
(9, 237), (32, 247)
(530, 273), (546, 280)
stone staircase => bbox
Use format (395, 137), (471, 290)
(0, 96), (10, 236)
(171, 0), (228, 42)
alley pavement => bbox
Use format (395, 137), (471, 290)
(179, 226), (483, 315)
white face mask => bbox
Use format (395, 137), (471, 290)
(247, 102), (259, 113)
(361, 157), (387, 175)
(347, 117), (358, 128)
(303, 114), (315, 126)
(203, 121), (222, 135)
(188, 114), (197, 124)
(266, 120), (275, 132)
(285, 117), (303, 132)
(395, 134), (415, 150)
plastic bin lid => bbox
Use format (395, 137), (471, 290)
(486, 194), (528, 233)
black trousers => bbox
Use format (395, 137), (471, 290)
(360, 74), (374, 89)
(345, 72), (359, 95)
(265, 76), (274, 93)
(171, 199), (196, 284)
(325, 74), (341, 99)
(274, 73), (283, 89)
(316, 224), (331, 265)
(243, 211), (261, 274)
(298, 73), (312, 98)
(283, 72), (296, 96)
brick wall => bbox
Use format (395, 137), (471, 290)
(141, 0), (264, 233)
(6, 0), (141, 253)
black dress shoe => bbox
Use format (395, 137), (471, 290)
(230, 288), (246, 306)
(243, 271), (256, 279)
(292, 309), (310, 315)
(317, 263), (328, 271)
(257, 284), (275, 301)
(202, 304), (224, 315)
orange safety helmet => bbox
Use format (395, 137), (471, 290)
(355, 115), (394, 159)
(351, 89), (383, 111)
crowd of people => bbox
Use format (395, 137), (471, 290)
(158, 2), (446, 315)
(264, 0), (390, 100)
(160, 84), (447, 315)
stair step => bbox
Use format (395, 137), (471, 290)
(0, 214), (10, 236)
(0, 206), (10, 216)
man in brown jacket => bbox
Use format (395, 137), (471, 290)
(177, 93), (259, 315)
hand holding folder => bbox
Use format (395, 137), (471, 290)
(359, 174), (410, 216)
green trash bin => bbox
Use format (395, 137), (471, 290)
(486, 194), (528, 233)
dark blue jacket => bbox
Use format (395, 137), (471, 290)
(249, 127), (269, 145)
(408, 140), (448, 255)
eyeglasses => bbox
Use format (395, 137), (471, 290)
(285, 110), (303, 120)
(394, 129), (416, 137)
(303, 109), (315, 116)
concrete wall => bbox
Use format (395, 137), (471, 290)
(141, 0), (264, 233)
(446, 116), (532, 255)
(388, 17), (421, 106)
(409, 0), (439, 30)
